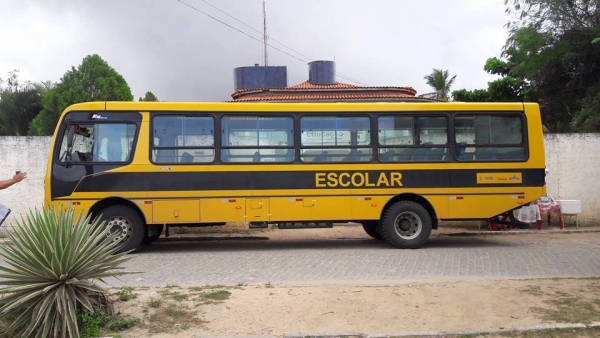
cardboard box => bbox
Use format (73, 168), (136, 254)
(558, 200), (581, 214)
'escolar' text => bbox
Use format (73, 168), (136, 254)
(315, 172), (402, 188)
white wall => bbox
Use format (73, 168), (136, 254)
(544, 134), (599, 225)
(0, 134), (597, 226)
(0, 137), (50, 227)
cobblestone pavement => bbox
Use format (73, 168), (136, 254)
(106, 228), (600, 287)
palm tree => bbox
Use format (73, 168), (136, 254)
(423, 69), (457, 101)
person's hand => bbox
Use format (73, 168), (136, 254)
(13, 172), (27, 182)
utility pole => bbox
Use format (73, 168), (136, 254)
(263, 0), (268, 66)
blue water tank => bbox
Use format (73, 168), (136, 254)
(308, 60), (336, 85)
(234, 65), (287, 91)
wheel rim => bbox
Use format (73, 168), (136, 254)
(106, 216), (133, 243)
(393, 211), (422, 240)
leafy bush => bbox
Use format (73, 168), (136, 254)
(0, 207), (133, 338)
(78, 307), (140, 337)
(78, 308), (108, 338)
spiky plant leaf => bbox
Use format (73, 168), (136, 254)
(0, 207), (135, 337)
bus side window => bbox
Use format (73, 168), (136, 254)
(313, 151), (328, 162)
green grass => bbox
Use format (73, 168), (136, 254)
(77, 307), (140, 337)
(189, 284), (227, 292)
(201, 290), (231, 301)
(147, 304), (203, 334)
(107, 316), (140, 331)
(114, 287), (137, 301)
(520, 285), (543, 297)
(170, 292), (189, 301)
(148, 298), (163, 308)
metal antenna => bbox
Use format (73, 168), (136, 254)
(263, 0), (268, 66)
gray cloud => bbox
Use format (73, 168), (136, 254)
(1, 0), (509, 101)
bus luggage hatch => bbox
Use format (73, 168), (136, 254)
(246, 198), (270, 222)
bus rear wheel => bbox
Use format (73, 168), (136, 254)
(99, 205), (145, 252)
(380, 201), (432, 249)
(361, 221), (382, 240)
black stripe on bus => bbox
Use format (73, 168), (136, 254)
(67, 169), (545, 195)
(54, 192), (527, 201)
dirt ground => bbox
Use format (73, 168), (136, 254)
(112, 277), (600, 337)
(105, 223), (600, 337)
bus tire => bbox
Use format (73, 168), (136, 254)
(142, 225), (164, 245)
(380, 201), (432, 249)
(361, 221), (382, 240)
(99, 205), (145, 252)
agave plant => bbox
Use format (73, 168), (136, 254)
(0, 207), (133, 338)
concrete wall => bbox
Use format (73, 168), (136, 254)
(0, 137), (51, 227)
(0, 134), (597, 226)
(544, 134), (600, 225)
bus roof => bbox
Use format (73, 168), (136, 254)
(63, 101), (533, 114)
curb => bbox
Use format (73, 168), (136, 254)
(437, 228), (600, 237)
(190, 322), (600, 338)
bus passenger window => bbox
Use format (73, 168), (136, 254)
(377, 115), (448, 162)
(151, 115), (215, 164)
(300, 116), (371, 163)
(221, 116), (294, 163)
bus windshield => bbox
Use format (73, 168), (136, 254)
(58, 123), (137, 163)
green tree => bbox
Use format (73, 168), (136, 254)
(0, 70), (44, 136)
(423, 69), (457, 101)
(452, 88), (491, 102)
(452, 57), (531, 103)
(28, 54), (133, 135)
(502, 0), (600, 132)
(139, 91), (158, 101)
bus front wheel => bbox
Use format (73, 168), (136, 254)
(142, 225), (164, 245)
(99, 205), (145, 252)
(380, 201), (432, 249)
(361, 221), (382, 240)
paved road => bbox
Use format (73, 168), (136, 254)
(105, 228), (600, 287)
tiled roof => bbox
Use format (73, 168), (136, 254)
(288, 81), (362, 89)
(230, 80), (436, 102)
(230, 93), (434, 102)
(287, 81), (419, 95)
(232, 81), (418, 95)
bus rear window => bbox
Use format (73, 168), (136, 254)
(454, 115), (526, 161)
(57, 123), (137, 163)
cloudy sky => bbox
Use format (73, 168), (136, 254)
(1, 0), (511, 101)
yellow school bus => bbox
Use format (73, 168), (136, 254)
(44, 101), (546, 251)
